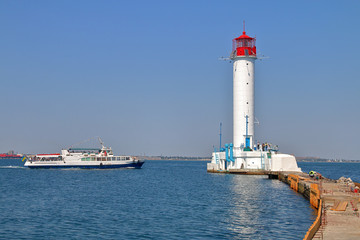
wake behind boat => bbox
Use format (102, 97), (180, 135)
(24, 139), (144, 169)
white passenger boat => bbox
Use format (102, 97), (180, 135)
(24, 140), (144, 169)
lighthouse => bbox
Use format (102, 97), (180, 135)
(207, 27), (301, 173)
(231, 30), (257, 151)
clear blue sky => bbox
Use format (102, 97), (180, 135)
(1, 0), (359, 159)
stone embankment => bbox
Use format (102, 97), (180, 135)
(275, 172), (360, 240)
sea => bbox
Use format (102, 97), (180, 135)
(0, 159), (358, 240)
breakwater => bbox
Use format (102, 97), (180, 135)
(275, 172), (360, 239)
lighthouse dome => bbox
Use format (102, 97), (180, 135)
(235, 31), (254, 40)
(231, 31), (257, 58)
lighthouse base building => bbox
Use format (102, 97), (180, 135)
(207, 151), (301, 172)
(207, 29), (300, 173)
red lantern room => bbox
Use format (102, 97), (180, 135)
(231, 31), (256, 58)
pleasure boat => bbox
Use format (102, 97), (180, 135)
(24, 140), (144, 169)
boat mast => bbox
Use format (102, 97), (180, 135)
(98, 137), (105, 149)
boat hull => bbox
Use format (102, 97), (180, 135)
(25, 161), (144, 169)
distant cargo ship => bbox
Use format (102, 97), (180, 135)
(0, 153), (22, 159)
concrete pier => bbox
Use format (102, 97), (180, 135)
(276, 172), (360, 240)
(207, 168), (272, 175)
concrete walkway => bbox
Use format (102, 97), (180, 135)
(277, 172), (360, 239)
(314, 181), (360, 239)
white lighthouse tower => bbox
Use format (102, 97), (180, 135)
(231, 29), (257, 151)
(207, 27), (301, 173)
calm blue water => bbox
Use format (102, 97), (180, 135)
(0, 159), (318, 239)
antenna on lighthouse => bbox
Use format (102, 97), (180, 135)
(243, 20), (246, 34)
(219, 122), (222, 150)
(218, 56), (231, 61)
